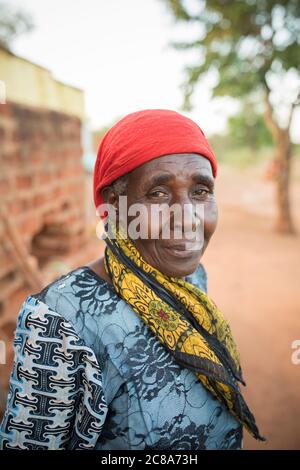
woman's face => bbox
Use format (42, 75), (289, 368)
(108, 153), (218, 278)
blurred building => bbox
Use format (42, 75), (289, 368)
(0, 46), (87, 321)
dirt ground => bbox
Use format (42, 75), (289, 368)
(1, 160), (300, 450)
(203, 161), (300, 450)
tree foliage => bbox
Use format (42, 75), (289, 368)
(228, 104), (273, 150)
(163, 0), (300, 233)
(0, 1), (34, 50)
(164, 0), (300, 114)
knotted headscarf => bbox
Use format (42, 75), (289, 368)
(103, 223), (265, 441)
(93, 109), (217, 209)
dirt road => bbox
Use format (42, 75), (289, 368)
(203, 163), (300, 449)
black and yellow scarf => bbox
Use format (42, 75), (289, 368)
(103, 224), (265, 441)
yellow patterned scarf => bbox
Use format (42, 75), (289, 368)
(103, 224), (264, 441)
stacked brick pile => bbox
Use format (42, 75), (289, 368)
(0, 100), (87, 312)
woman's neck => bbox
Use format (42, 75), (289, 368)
(88, 256), (113, 285)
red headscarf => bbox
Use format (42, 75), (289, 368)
(93, 109), (217, 209)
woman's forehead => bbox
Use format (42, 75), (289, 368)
(130, 153), (214, 180)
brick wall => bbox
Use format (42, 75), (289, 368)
(0, 100), (87, 312)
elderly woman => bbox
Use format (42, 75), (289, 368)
(0, 109), (263, 450)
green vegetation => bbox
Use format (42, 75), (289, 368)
(0, 1), (34, 50)
(163, 0), (300, 233)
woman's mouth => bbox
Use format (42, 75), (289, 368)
(162, 242), (202, 258)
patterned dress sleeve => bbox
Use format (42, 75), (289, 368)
(0, 295), (108, 450)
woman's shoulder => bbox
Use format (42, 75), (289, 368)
(22, 261), (207, 344)
(31, 261), (207, 317)
(30, 266), (121, 334)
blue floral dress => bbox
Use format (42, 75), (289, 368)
(0, 264), (242, 450)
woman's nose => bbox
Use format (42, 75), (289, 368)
(170, 196), (202, 238)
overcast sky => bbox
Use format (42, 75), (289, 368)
(7, 0), (300, 141)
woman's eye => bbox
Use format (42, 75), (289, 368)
(195, 189), (209, 195)
(193, 188), (211, 197)
(148, 190), (168, 198)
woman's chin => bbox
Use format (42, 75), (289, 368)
(158, 251), (202, 278)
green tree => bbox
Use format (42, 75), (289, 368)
(228, 103), (273, 150)
(163, 0), (300, 233)
(0, 1), (34, 50)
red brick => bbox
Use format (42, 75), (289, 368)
(0, 101), (87, 309)
(37, 172), (52, 185)
(0, 179), (10, 195)
(16, 175), (33, 190)
(18, 215), (41, 236)
(7, 199), (23, 216)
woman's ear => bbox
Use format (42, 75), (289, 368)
(101, 186), (117, 206)
(101, 185), (125, 230)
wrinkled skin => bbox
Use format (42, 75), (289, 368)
(90, 153), (218, 282)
